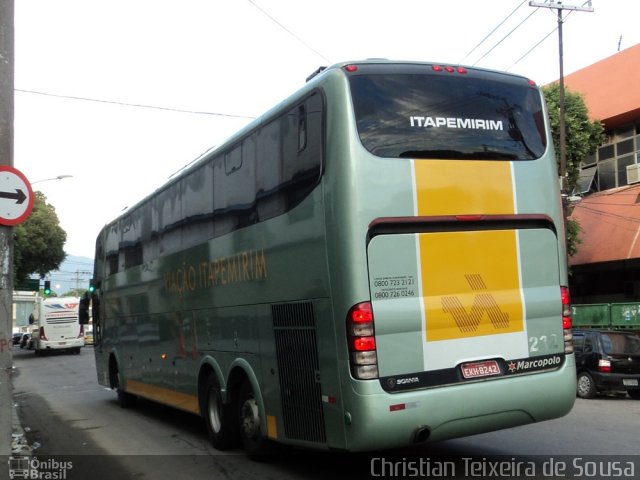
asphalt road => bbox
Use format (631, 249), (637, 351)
(10, 346), (640, 480)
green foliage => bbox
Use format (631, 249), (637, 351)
(565, 218), (582, 257)
(541, 83), (605, 257)
(13, 191), (67, 284)
(61, 288), (86, 298)
(541, 83), (606, 193)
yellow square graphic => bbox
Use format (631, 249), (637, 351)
(420, 230), (524, 341)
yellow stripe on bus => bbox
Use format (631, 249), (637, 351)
(126, 379), (200, 415)
(413, 160), (524, 342)
(414, 160), (514, 215)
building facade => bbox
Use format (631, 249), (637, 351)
(565, 43), (640, 303)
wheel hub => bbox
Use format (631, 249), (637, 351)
(240, 397), (260, 439)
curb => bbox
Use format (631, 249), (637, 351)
(11, 398), (31, 457)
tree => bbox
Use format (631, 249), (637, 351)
(542, 83), (606, 256)
(13, 191), (67, 284)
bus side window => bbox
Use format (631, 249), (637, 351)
(298, 104), (307, 152)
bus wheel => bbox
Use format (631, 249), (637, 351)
(237, 380), (273, 459)
(204, 374), (238, 450)
(111, 362), (137, 408)
(576, 372), (596, 399)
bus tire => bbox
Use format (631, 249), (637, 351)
(576, 371), (596, 399)
(203, 373), (238, 450)
(237, 380), (273, 459)
(110, 361), (137, 408)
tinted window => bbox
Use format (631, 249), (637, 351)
(102, 91), (324, 276)
(601, 333), (640, 355)
(349, 73), (546, 160)
(572, 334), (585, 352)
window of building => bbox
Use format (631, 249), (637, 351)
(576, 122), (640, 194)
(598, 159), (616, 190)
(617, 155), (636, 186)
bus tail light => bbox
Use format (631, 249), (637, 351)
(347, 302), (379, 379)
(39, 327), (48, 341)
(561, 286), (573, 354)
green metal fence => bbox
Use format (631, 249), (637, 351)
(572, 303), (640, 329)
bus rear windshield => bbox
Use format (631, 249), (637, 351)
(349, 73), (547, 160)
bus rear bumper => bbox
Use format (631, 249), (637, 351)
(341, 354), (576, 452)
(37, 339), (85, 350)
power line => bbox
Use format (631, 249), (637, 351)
(507, 1), (593, 71)
(460, 0), (529, 64)
(578, 204), (640, 223)
(246, 0), (331, 64)
(472, 8), (541, 66)
(506, 25), (557, 71)
(14, 88), (256, 119)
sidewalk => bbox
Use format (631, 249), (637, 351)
(1, 366), (31, 459)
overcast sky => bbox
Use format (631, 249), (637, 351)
(14, 0), (640, 258)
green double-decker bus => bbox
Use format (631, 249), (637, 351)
(90, 60), (576, 455)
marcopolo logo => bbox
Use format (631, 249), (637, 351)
(507, 354), (563, 374)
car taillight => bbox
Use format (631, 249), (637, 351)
(561, 286), (573, 354)
(598, 359), (611, 373)
(39, 326), (48, 341)
(347, 302), (379, 379)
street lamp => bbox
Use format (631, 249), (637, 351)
(31, 175), (73, 185)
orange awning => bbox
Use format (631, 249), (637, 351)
(569, 184), (640, 266)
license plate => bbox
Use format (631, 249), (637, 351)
(623, 379), (639, 387)
(59, 342), (66, 345)
(461, 360), (501, 379)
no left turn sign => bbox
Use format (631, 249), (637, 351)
(0, 166), (34, 226)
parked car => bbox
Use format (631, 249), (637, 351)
(19, 333), (31, 349)
(572, 329), (640, 399)
(12, 333), (24, 346)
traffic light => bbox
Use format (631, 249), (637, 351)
(88, 280), (96, 293)
(43, 280), (51, 295)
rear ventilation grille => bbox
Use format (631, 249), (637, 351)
(272, 302), (326, 443)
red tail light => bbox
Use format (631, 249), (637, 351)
(353, 336), (376, 351)
(347, 302), (379, 379)
(39, 326), (48, 341)
(561, 286), (573, 354)
(598, 359), (611, 373)
(351, 302), (373, 323)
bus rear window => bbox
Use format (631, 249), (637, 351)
(349, 73), (547, 160)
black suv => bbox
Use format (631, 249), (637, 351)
(572, 329), (640, 399)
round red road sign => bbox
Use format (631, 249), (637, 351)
(0, 165), (34, 226)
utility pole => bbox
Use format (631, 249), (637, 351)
(0, 0), (15, 458)
(529, 1), (594, 195)
(73, 270), (92, 291)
